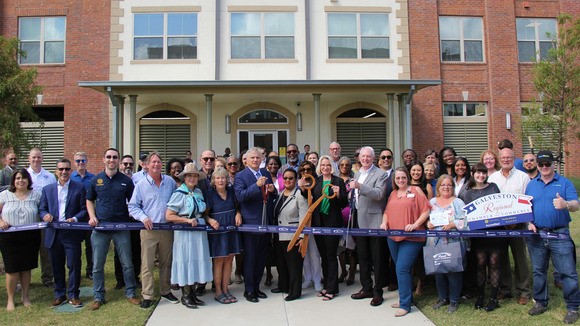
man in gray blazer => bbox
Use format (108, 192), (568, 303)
(349, 146), (390, 307)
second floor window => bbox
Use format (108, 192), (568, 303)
(19, 17), (66, 64)
(443, 103), (487, 117)
(134, 13), (197, 60)
(439, 16), (483, 62)
(327, 13), (389, 59)
(516, 18), (556, 62)
(231, 12), (295, 59)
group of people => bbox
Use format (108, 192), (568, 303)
(0, 140), (577, 323)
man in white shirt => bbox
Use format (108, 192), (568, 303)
(328, 142), (342, 174)
(27, 147), (57, 287)
(488, 147), (531, 305)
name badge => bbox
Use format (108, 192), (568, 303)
(407, 193), (415, 198)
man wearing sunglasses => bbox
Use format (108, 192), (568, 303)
(39, 158), (88, 308)
(86, 148), (140, 310)
(0, 149), (19, 192)
(132, 152), (150, 185)
(280, 143), (301, 174)
(525, 150), (579, 324)
(121, 155), (135, 178)
(71, 151), (96, 280)
(523, 153), (539, 180)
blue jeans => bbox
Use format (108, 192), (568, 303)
(435, 272), (463, 304)
(91, 231), (137, 301)
(526, 233), (580, 311)
(387, 239), (423, 311)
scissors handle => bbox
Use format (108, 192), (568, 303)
(287, 183), (337, 252)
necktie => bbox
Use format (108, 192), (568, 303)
(255, 172), (261, 179)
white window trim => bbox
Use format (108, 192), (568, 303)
(516, 18), (557, 62)
(19, 16), (66, 65)
(443, 102), (487, 122)
(133, 12), (197, 60)
(439, 16), (484, 63)
(326, 12), (390, 60)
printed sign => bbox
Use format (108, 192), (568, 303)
(462, 193), (533, 230)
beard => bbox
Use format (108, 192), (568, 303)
(524, 166), (537, 174)
(288, 156), (299, 164)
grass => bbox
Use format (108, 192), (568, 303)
(417, 210), (580, 326)
(0, 245), (152, 326)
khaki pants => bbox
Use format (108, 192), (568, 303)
(140, 230), (173, 300)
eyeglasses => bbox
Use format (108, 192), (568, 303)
(57, 167), (71, 172)
(8, 158), (17, 161)
(329, 147), (340, 151)
(287, 150), (298, 154)
(538, 162), (552, 168)
(227, 162), (239, 166)
(105, 155), (119, 160)
(302, 168), (312, 172)
(283, 177), (295, 181)
(201, 157), (215, 162)
(75, 159), (87, 164)
(381, 155), (393, 160)
(523, 158), (535, 163)
(122, 162), (134, 166)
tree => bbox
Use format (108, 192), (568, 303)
(0, 36), (43, 154)
(522, 14), (580, 170)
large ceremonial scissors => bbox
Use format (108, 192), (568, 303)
(287, 174), (337, 257)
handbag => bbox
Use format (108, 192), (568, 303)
(423, 240), (466, 275)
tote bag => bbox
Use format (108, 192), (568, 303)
(423, 241), (466, 275)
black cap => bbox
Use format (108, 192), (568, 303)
(536, 150), (554, 164)
(139, 151), (149, 161)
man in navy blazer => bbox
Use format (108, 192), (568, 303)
(234, 147), (277, 303)
(39, 158), (88, 308)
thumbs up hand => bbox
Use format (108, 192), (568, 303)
(553, 193), (568, 210)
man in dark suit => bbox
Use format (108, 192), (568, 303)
(234, 147), (277, 303)
(39, 158), (88, 308)
(349, 146), (390, 307)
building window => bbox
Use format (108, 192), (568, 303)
(439, 17), (483, 62)
(327, 13), (389, 59)
(443, 103), (487, 117)
(231, 12), (294, 59)
(19, 17), (66, 64)
(134, 13), (197, 60)
(516, 18), (557, 62)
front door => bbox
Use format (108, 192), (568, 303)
(238, 130), (288, 159)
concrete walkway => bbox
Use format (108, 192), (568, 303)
(146, 279), (434, 326)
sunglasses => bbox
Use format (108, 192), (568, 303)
(105, 155), (119, 160)
(287, 150), (298, 154)
(538, 162), (552, 168)
(340, 163), (350, 167)
(202, 157), (215, 162)
(302, 168), (312, 172)
(523, 159), (535, 163)
(227, 162), (239, 166)
(75, 159), (87, 164)
(283, 177), (295, 181)
(8, 158), (18, 161)
(122, 162), (134, 166)
(57, 167), (71, 171)
(381, 155), (393, 160)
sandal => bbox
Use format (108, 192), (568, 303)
(322, 293), (335, 301)
(225, 292), (237, 303)
(214, 293), (232, 304)
(317, 290), (328, 298)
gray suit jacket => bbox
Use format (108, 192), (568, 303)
(274, 187), (308, 241)
(353, 165), (389, 229)
(0, 166), (16, 192)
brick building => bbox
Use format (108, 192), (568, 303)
(2, 0), (578, 176)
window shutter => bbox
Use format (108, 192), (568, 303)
(139, 124), (191, 166)
(337, 119), (387, 159)
(443, 121), (488, 164)
(19, 122), (65, 172)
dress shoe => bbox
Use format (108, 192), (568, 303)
(127, 297), (141, 305)
(284, 295), (299, 301)
(89, 300), (103, 311)
(51, 296), (67, 308)
(370, 296), (384, 307)
(484, 298), (499, 312)
(351, 290), (373, 300)
(517, 296), (529, 305)
(244, 292), (258, 303)
(271, 288), (283, 294)
(140, 299), (153, 309)
(256, 290), (268, 299)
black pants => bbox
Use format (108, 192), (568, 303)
(356, 235), (388, 297)
(315, 234), (340, 294)
(275, 240), (303, 298)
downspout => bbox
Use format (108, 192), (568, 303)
(107, 87), (118, 148)
(405, 85), (416, 148)
(215, 0), (221, 80)
(305, 0), (311, 79)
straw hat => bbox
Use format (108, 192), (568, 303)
(178, 162), (207, 180)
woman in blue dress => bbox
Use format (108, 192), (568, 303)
(205, 167), (241, 304)
(166, 163), (213, 309)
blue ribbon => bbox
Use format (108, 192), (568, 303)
(0, 221), (570, 240)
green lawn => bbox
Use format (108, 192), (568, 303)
(418, 210), (580, 326)
(0, 246), (152, 326)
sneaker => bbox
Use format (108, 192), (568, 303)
(564, 310), (578, 324)
(69, 298), (83, 308)
(51, 296), (67, 308)
(140, 299), (153, 309)
(432, 299), (450, 309)
(161, 292), (179, 304)
(448, 302), (459, 313)
(528, 302), (548, 316)
(127, 297), (141, 305)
